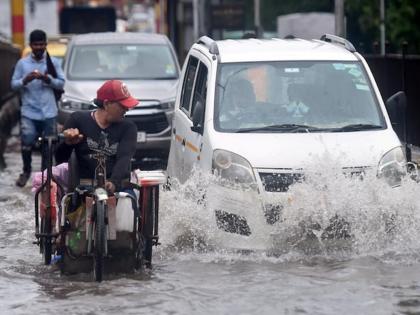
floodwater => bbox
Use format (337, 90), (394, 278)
(1, 143), (420, 315)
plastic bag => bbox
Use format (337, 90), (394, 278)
(115, 197), (134, 232)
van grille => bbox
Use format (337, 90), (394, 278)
(342, 167), (369, 179)
(127, 113), (169, 134)
(259, 167), (369, 192)
(259, 172), (304, 192)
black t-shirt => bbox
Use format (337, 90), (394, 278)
(56, 111), (137, 188)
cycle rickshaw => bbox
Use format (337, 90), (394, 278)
(33, 134), (165, 281)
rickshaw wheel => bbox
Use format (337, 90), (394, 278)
(134, 231), (145, 270)
(93, 200), (106, 282)
(41, 217), (52, 265)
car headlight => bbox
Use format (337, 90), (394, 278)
(59, 98), (95, 110)
(212, 149), (257, 190)
(378, 146), (407, 187)
(160, 100), (175, 110)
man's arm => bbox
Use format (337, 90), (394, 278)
(109, 122), (137, 190)
(11, 60), (25, 90)
(55, 114), (81, 164)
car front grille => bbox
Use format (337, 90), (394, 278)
(259, 172), (304, 192)
(342, 167), (368, 179)
(127, 112), (169, 134)
(259, 167), (369, 192)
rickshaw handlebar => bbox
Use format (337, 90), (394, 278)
(37, 133), (65, 144)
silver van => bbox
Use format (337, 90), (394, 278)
(59, 32), (180, 167)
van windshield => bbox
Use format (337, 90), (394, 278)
(68, 44), (178, 80)
(214, 61), (385, 133)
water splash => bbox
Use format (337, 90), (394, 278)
(159, 171), (217, 252)
(159, 157), (420, 263)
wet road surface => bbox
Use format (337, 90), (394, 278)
(1, 144), (420, 315)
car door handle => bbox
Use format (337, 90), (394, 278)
(181, 139), (186, 146)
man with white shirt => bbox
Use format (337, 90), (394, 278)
(11, 29), (65, 187)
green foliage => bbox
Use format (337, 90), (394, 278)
(346, 0), (420, 54)
(387, 0), (420, 53)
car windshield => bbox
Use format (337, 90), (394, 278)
(214, 61), (385, 133)
(68, 44), (178, 80)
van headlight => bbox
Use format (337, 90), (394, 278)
(160, 99), (175, 110)
(212, 149), (257, 190)
(378, 146), (407, 187)
(59, 98), (95, 110)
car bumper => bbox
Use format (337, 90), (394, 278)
(206, 185), (278, 251)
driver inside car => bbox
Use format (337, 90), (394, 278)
(55, 80), (138, 194)
(219, 78), (256, 129)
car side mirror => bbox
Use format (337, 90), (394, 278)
(386, 91), (406, 123)
(385, 91), (406, 138)
(191, 100), (204, 134)
(385, 91), (412, 160)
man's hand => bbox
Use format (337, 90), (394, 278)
(41, 72), (51, 84)
(105, 181), (115, 194)
(63, 128), (84, 145)
(23, 71), (41, 85)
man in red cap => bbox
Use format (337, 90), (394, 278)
(55, 80), (138, 193)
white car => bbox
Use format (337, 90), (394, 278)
(167, 35), (410, 250)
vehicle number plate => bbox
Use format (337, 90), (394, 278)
(137, 132), (146, 143)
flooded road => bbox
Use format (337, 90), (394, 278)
(1, 145), (420, 315)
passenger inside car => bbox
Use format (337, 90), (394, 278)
(128, 49), (176, 79)
(128, 51), (156, 76)
(285, 83), (311, 119)
(322, 70), (354, 118)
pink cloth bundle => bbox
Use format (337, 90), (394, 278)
(32, 162), (69, 194)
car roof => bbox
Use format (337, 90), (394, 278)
(70, 32), (170, 45)
(196, 38), (358, 63)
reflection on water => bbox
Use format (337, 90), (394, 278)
(1, 147), (420, 314)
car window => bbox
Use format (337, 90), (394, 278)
(180, 56), (199, 113)
(190, 62), (208, 121)
(214, 61), (385, 132)
(68, 44), (178, 80)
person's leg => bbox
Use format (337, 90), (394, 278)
(42, 117), (57, 136)
(40, 117), (57, 171)
(16, 116), (38, 186)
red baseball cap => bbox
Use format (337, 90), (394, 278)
(95, 80), (139, 109)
